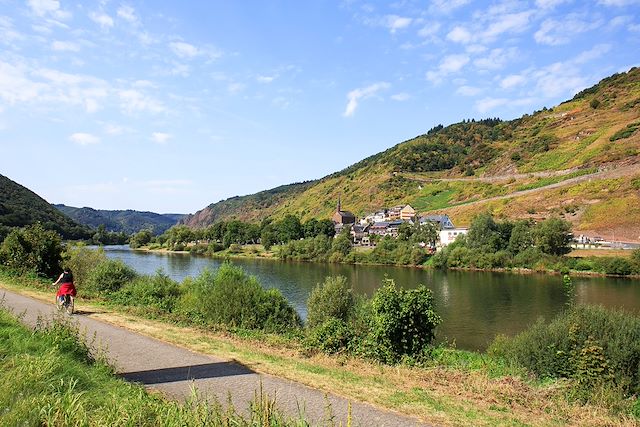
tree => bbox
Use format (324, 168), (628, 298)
(533, 218), (573, 256)
(276, 215), (303, 243)
(508, 220), (534, 254)
(0, 223), (63, 278)
(130, 229), (153, 248)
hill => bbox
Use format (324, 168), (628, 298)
(0, 174), (91, 240)
(54, 205), (184, 235)
(182, 68), (640, 242)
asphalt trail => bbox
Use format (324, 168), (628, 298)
(1, 288), (430, 427)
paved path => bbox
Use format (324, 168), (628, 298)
(1, 288), (429, 427)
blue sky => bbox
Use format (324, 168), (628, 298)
(0, 0), (638, 213)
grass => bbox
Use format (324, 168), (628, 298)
(0, 306), (310, 427)
(1, 273), (637, 426)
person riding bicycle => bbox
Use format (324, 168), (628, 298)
(53, 268), (76, 304)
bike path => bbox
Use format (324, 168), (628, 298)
(1, 288), (430, 427)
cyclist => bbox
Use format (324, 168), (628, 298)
(53, 267), (77, 305)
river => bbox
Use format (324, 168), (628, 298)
(102, 245), (640, 351)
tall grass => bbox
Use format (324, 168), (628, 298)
(0, 307), (313, 426)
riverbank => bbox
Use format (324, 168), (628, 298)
(1, 270), (637, 426)
(134, 243), (640, 280)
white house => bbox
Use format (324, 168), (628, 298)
(438, 228), (469, 247)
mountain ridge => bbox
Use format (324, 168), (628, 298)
(182, 67), (640, 241)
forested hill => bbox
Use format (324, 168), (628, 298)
(54, 205), (184, 235)
(0, 174), (90, 240)
(182, 67), (640, 241)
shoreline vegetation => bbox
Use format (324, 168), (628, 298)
(1, 224), (639, 425)
(134, 244), (640, 280)
(126, 212), (640, 280)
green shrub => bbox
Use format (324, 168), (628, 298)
(64, 245), (107, 288)
(512, 247), (545, 268)
(362, 280), (441, 364)
(574, 259), (594, 271)
(488, 305), (640, 396)
(84, 259), (138, 295)
(177, 263), (301, 332)
(306, 276), (354, 328)
(112, 271), (181, 312)
(304, 318), (353, 354)
(593, 257), (633, 276)
(0, 223), (63, 278)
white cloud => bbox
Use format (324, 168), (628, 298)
(418, 22), (441, 38)
(27, 0), (69, 19)
(117, 5), (138, 24)
(257, 75), (275, 83)
(501, 74), (527, 89)
(118, 89), (166, 114)
(89, 11), (114, 29)
(598, 0), (640, 5)
(475, 97), (508, 113)
(474, 47), (519, 71)
(151, 132), (171, 144)
(0, 61), (45, 104)
(630, 23), (640, 32)
(482, 11), (533, 41)
(430, 0), (471, 14)
(535, 0), (572, 8)
(169, 41), (200, 58)
(391, 92), (410, 101)
(51, 40), (80, 52)
(0, 17), (23, 44)
(535, 16), (601, 45)
(456, 85), (482, 96)
(426, 54), (470, 84)
(70, 132), (100, 146)
(447, 26), (473, 43)
(343, 82), (390, 117)
(105, 124), (124, 135)
(385, 15), (412, 33)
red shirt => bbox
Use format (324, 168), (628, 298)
(56, 282), (77, 297)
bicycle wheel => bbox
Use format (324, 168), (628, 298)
(55, 295), (63, 311)
(65, 296), (74, 315)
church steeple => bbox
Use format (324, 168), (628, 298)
(337, 196), (341, 213)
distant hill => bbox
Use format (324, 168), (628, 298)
(182, 67), (640, 242)
(0, 174), (91, 240)
(54, 205), (184, 235)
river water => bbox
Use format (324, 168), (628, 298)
(102, 245), (640, 351)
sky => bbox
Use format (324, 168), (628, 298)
(0, 0), (639, 214)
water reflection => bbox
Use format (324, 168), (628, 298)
(102, 246), (640, 351)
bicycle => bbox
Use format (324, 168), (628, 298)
(56, 294), (74, 315)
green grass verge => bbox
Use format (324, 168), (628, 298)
(0, 307), (310, 426)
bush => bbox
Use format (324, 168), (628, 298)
(362, 280), (441, 364)
(594, 257), (633, 276)
(304, 318), (353, 354)
(0, 223), (63, 278)
(489, 305), (640, 396)
(512, 247), (545, 268)
(64, 245), (107, 288)
(84, 259), (138, 295)
(112, 271), (181, 312)
(306, 276), (354, 328)
(177, 263), (301, 332)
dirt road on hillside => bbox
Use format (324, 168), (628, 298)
(418, 163), (640, 210)
(0, 288), (429, 427)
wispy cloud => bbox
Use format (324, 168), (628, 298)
(89, 11), (114, 29)
(151, 132), (171, 144)
(117, 5), (138, 24)
(118, 89), (166, 114)
(169, 41), (200, 58)
(70, 132), (100, 146)
(27, 0), (71, 20)
(391, 92), (411, 101)
(343, 82), (390, 117)
(429, 0), (471, 14)
(385, 15), (412, 33)
(51, 40), (80, 52)
(535, 15), (602, 45)
(426, 54), (470, 84)
(456, 85), (482, 96)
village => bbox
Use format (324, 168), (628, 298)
(331, 199), (468, 249)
